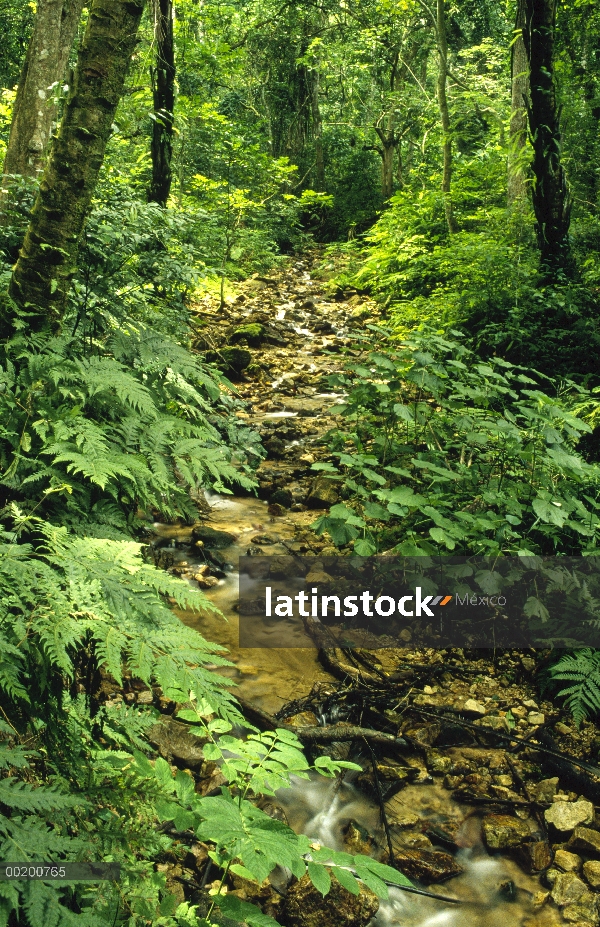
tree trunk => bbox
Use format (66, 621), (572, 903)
(310, 67), (325, 192)
(375, 113), (397, 201)
(436, 0), (455, 233)
(522, 0), (573, 276)
(8, 0), (146, 330)
(508, 0), (529, 205)
(148, 0), (175, 206)
(1, 0), (84, 184)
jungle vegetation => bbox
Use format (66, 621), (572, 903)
(1, 0), (600, 924)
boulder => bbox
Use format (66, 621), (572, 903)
(568, 827), (600, 857)
(191, 525), (237, 549)
(281, 874), (378, 927)
(229, 323), (266, 347)
(305, 477), (339, 509)
(270, 489), (293, 508)
(482, 814), (531, 851)
(205, 346), (251, 377)
(545, 800), (594, 832)
(550, 872), (588, 906)
(148, 718), (205, 768)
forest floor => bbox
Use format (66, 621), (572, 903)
(139, 252), (600, 927)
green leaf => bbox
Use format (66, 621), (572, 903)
(307, 862), (331, 896)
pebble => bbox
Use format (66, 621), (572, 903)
(550, 871), (588, 906)
(463, 698), (486, 715)
(528, 711), (545, 725)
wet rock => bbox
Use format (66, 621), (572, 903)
(528, 711), (545, 726)
(555, 850), (583, 872)
(281, 873), (379, 927)
(393, 831), (432, 850)
(583, 860), (600, 888)
(516, 840), (553, 873)
(270, 489), (293, 508)
(550, 871), (588, 906)
(545, 800), (594, 832)
(568, 827), (600, 857)
(191, 525), (237, 548)
(229, 323), (266, 347)
(424, 822), (461, 851)
(285, 711), (319, 727)
(388, 810), (420, 829)
(427, 751), (453, 775)
(148, 717), (205, 768)
(195, 574), (220, 588)
(344, 820), (374, 856)
(305, 477), (339, 509)
(496, 879), (517, 901)
(268, 503), (287, 516)
(263, 437), (287, 458)
(392, 847), (463, 883)
(251, 534), (278, 545)
(482, 814), (532, 851)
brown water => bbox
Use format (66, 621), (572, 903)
(154, 492), (332, 715)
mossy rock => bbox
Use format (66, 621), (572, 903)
(205, 346), (251, 378)
(229, 323), (266, 347)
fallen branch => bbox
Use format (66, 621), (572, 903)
(236, 696), (408, 750)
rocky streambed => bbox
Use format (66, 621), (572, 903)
(134, 253), (600, 927)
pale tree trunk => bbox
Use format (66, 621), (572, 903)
(436, 0), (455, 233)
(508, 0), (529, 205)
(522, 0), (573, 277)
(148, 0), (175, 206)
(310, 67), (325, 191)
(375, 122), (397, 201)
(1, 0), (84, 184)
(8, 0), (146, 331)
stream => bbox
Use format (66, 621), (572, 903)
(151, 255), (570, 927)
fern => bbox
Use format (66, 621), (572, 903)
(546, 649), (600, 725)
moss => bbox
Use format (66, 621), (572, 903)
(229, 323), (265, 347)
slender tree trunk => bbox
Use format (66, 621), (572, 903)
(508, 0), (529, 205)
(375, 124), (396, 201)
(148, 0), (175, 206)
(436, 0), (455, 233)
(522, 0), (572, 276)
(310, 67), (325, 191)
(1, 0), (84, 184)
(8, 0), (146, 330)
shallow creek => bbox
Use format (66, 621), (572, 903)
(154, 493), (557, 927)
(151, 259), (563, 926)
